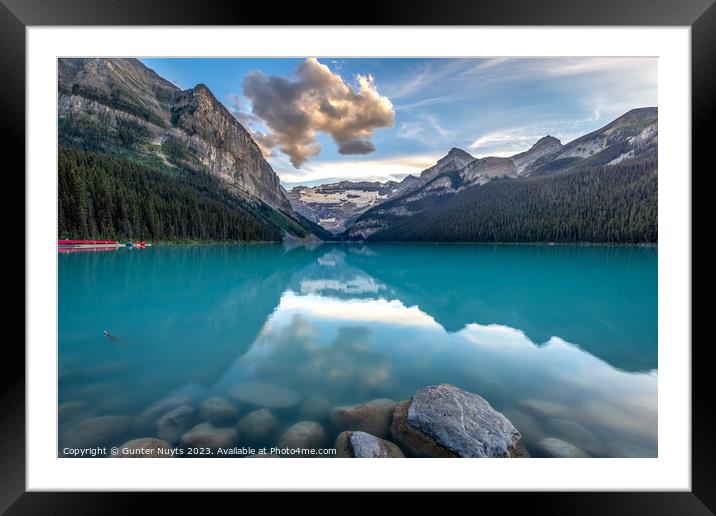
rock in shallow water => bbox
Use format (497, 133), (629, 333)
(329, 398), (396, 438)
(537, 437), (589, 458)
(198, 397), (239, 425)
(277, 421), (326, 451)
(117, 437), (172, 458)
(135, 395), (193, 431)
(390, 384), (528, 458)
(156, 405), (194, 443)
(61, 415), (132, 449)
(229, 382), (301, 409)
(181, 422), (238, 451)
(335, 431), (404, 458)
(237, 409), (278, 445)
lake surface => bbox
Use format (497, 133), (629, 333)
(58, 243), (657, 457)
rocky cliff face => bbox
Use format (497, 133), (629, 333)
(172, 85), (291, 211)
(58, 58), (292, 213)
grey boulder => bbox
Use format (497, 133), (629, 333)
(335, 431), (404, 458)
(390, 384), (528, 458)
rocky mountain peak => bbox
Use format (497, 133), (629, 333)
(509, 135), (564, 176)
(444, 147), (474, 160)
(436, 148), (476, 170)
(532, 135), (562, 150)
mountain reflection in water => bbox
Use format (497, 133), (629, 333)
(58, 243), (657, 457)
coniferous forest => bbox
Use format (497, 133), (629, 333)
(58, 147), (284, 242)
(368, 158), (658, 243)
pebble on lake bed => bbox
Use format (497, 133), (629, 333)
(277, 421), (326, 452)
(155, 405), (194, 443)
(198, 396), (239, 425)
(134, 395), (193, 431)
(237, 408), (278, 445)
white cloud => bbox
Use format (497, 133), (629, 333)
(274, 153), (440, 186)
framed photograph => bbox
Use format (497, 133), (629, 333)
(5, 0), (709, 511)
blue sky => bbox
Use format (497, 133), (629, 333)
(141, 57), (657, 187)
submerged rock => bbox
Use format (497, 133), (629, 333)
(537, 437), (590, 458)
(229, 382), (301, 409)
(237, 409), (278, 445)
(335, 431), (404, 458)
(181, 422), (238, 451)
(156, 405), (194, 443)
(135, 395), (193, 431)
(390, 384), (527, 458)
(198, 397), (239, 425)
(61, 415), (132, 449)
(329, 398), (396, 438)
(117, 437), (172, 458)
(277, 421), (326, 451)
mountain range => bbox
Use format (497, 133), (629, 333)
(57, 58), (657, 244)
(344, 107), (657, 242)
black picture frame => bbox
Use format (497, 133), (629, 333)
(2, 0), (709, 512)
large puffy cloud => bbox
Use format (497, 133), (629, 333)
(242, 58), (395, 168)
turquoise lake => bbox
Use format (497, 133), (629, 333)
(58, 243), (658, 457)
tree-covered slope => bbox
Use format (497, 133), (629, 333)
(58, 147), (289, 242)
(57, 58), (323, 244)
(365, 157), (657, 243)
